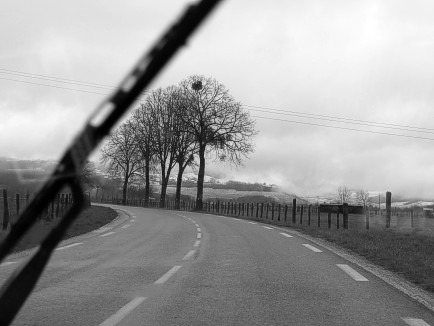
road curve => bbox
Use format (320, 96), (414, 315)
(1, 205), (434, 325)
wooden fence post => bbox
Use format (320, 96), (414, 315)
(300, 205), (303, 224)
(336, 212), (340, 229)
(278, 204), (281, 222)
(16, 193), (20, 217)
(328, 212), (331, 229)
(256, 203), (259, 218)
(284, 205), (288, 223)
(292, 199), (296, 223)
(266, 203), (269, 219)
(366, 208), (370, 230)
(308, 204), (311, 226)
(51, 198), (54, 220)
(411, 209), (414, 228)
(271, 203), (274, 220)
(343, 203), (349, 229)
(318, 207), (321, 227)
(386, 191), (391, 228)
(2, 189), (10, 230)
(260, 203), (264, 218)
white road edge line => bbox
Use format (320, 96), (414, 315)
(0, 261), (17, 267)
(154, 266), (182, 285)
(337, 264), (369, 282)
(183, 249), (196, 261)
(98, 297), (147, 326)
(197, 233), (202, 239)
(121, 224), (131, 229)
(401, 318), (431, 326)
(248, 222), (257, 224)
(194, 240), (201, 247)
(302, 244), (323, 253)
(280, 232), (293, 238)
(262, 226), (273, 230)
(56, 242), (83, 251)
(100, 232), (116, 238)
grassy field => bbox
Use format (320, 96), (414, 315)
(293, 225), (434, 293)
(0, 205), (117, 253)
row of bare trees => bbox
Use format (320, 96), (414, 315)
(100, 75), (257, 209)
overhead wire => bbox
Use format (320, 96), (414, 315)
(252, 115), (434, 141)
(243, 104), (434, 133)
(1, 68), (433, 141)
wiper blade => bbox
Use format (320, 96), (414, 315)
(0, 0), (222, 324)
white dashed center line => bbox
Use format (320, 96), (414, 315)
(336, 264), (369, 282)
(280, 232), (293, 238)
(197, 227), (201, 232)
(99, 297), (147, 326)
(121, 224), (131, 229)
(197, 233), (202, 239)
(402, 318), (431, 326)
(194, 240), (201, 247)
(262, 226), (273, 230)
(183, 249), (196, 261)
(56, 242), (83, 251)
(100, 232), (116, 237)
(154, 265), (182, 285)
(302, 244), (323, 252)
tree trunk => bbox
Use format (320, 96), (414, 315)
(144, 156), (150, 207)
(175, 162), (186, 210)
(122, 176), (128, 205)
(160, 178), (168, 208)
(196, 145), (206, 211)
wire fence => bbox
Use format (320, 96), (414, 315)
(98, 195), (434, 235)
(0, 189), (91, 231)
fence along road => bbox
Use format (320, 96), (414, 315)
(1, 205), (434, 325)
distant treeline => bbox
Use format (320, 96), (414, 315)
(168, 180), (273, 192)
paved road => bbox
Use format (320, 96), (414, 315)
(1, 205), (434, 325)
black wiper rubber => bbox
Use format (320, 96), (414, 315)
(0, 0), (222, 324)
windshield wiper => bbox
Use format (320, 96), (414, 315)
(0, 0), (222, 324)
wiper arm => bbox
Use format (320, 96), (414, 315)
(0, 0), (222, 324)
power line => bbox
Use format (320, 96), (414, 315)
(0, 68), (151, 95)
(252, 115), (434, 142)
(1, 68), (434, 141)
(0, 77), (108, 95)
(244, 104), (434, 133)
(246, 106), (434, 135)
(0, 68), (114, 90)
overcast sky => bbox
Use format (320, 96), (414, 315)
(2, 0), (434, 199)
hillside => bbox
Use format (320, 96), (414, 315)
(165, 186), (308, 204)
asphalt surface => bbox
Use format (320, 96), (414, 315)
(1, 205), (434, 325)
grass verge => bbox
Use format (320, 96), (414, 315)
(0, 205), (117, 253)
(295, 226), (434, 293)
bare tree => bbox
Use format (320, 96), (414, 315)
(179, 75), (257, 210)
(172, 99), (199, 209)
(336, 185), (352, 204)
(130, 104), (157, 207)
(356, 189), (370, 213)
(100, 122), (142, 205)
(146, 86), (180, 207)
(79, 161), (97, 190)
